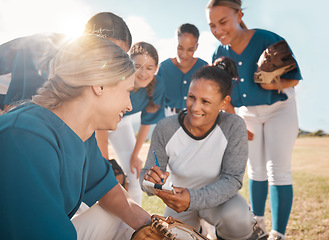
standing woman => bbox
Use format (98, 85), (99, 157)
(206, 1), (302, 239)
(0, 35), (151, 240)
(157, 23), (208, 116)
(105, 42), (165, 206)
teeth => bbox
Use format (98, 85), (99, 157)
(192, 114), (203, 117)
(119, 112), (123, 117)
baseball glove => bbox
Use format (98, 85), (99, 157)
(254, 40), (296, 93)
(108, 159), (128, 190)
(131, 215), (209, 240)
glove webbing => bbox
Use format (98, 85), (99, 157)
(152, 220), (176, 240)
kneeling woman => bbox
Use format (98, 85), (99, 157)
(140, 58), (255, 240)
(0, 35), (151, 239)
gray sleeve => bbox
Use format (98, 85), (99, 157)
(139, 116), (180, 195)
(188, 113), (248, 211)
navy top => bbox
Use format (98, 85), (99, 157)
(157, 58), (208, 109)
(212, 29), (302, 107)
(124, 76), (165, 125)
(0, 103), (118, 239)
(0, 33), (66, 108)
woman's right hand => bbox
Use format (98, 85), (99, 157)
(143, 165), (169, 184)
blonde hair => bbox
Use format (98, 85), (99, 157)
(32, 35), (135, 109)
(207, 0), (247, 29)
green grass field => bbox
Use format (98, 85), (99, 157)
(140, 137), (329, 239)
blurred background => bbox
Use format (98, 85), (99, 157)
(0, 0), (327, 133)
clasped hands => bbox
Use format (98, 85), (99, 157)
(143, 165), (190, 213)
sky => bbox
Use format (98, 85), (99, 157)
(0, 0), (327, 132)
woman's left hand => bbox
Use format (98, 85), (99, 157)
(260, 78), (299, 91)
(155, 187), (190, 213)
(130, 154), (143, 179)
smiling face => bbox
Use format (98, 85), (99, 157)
(185, 78), (229, 133)
(207, 5), (243, 46)
(97, 75), (134, 130)
(132, 54), (157, 89)
(176, 33), (198, 68)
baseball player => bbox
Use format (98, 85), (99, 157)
(207, 1), (303, 239)
(156, 23), (208, 116)
(140, 60), (259, 240)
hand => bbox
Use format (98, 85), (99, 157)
(247, 129), (254, 141)
(143, 165), (169, 184)
(155, 187), (190, 213)
(130, 154), (143, 179)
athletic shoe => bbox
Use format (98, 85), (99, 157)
(247, 217), (268, 240)
(268, 230), (286, 240)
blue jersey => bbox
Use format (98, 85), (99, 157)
(0, 33), (66, 108)
(124, 76), (165, 125)
(212, 29), (302, 107)
(157, 58), (208, 110)
(0, 103), (118, 239)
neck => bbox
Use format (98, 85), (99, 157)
(51, 97), (95, 142)
(184, 114), (209, 137)
(172, 57), (197, 74)
(229, 28), (250, 54)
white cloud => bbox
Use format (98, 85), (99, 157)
(126, 16), (157, 44)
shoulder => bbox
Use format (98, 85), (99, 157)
(196, 58), (208, 66)
(253, 28), (284, 46)
(159, 58), (172, 67)
(217, 112), (247, 136)
(156, 114), (179, 129)
(0, 104), (62, 145)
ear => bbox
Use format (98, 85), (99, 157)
(92, 86), (104, 96)
(219, 95), (231, 111)
(237, 9), (243, 24)
(195, 43), (199, 51)
(154, 64), (160, 75)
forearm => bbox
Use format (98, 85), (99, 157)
(132, 124), (151, 158)
(95, 130), (109, 160)
(188, 173), (243, 210)
(99, 184), (151, 230)
(260, 78), (299, 90)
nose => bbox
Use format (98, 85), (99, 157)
(213, 26), (222, 38)
(126, 97), (133, 112)
(191, 99), (201, 112)
(138, 67), (146, 77)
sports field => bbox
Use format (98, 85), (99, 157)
(110, 137), (329, 239)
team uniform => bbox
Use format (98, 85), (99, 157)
(0, 103), (122, 240)
(157, 58), (208, 115)
(140, 111), (255, 240)
(0, 33), (66, 108)
(212, 29), (303, 235)
(109, 77), (165, 205)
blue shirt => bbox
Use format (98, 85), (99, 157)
(0, 33), (66, 108)
(0, 103), (118, 240)
(157, 58), (208, 109)
(212, 29), (302, 107)
(124, 76), (165, 125)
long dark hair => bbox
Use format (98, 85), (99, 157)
(192, 57), (238, 99)
(129, 42), (160, 113)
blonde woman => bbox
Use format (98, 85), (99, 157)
(0, 35), (151, 240)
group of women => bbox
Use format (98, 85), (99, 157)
(0, 0), (302, 239)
